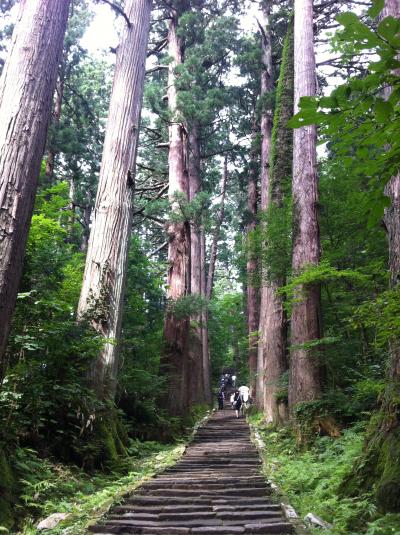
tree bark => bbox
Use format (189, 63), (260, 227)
(77, 0), (152, 397)
(257, 15), (293, 424)
(161, 13), (191, 416)
(247, 125), (259, 396)
(288, 0), (322, 410)
(256, 0), (274, 413)
(201, 226), (212, 404)
(206, 155), (228, 300)
(187, 121), (207, 406)
(0, 0), (71, 378)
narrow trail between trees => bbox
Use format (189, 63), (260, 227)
(90, 410), (294, 534)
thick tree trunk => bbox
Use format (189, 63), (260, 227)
(257, 16), (293, 424)
(247, 127), (259, 396)
(187, 121), (207, 406)
(288, 0), (321, 410)
(0, 0), (70, 378)
(256, 0), (275, 414)
(206, 155), (228, 300)
(77, 0), (152, 397)
(161, 15), (191, 416)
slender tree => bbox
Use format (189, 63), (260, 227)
(0, 0), (71, 378)
(206, 155), (228, 300)
(77, 0), (152, 396)
(288, 0), (321, 410)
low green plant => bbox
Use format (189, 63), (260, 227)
(249, 414), (400, 534)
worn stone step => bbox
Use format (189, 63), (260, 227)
(137, 488), (270, 497)
(89, 411), (292, 534)
(142, 481), (268, 490)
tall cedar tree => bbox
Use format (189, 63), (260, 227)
(288, 0), (322, 410)
(257, 15), (293, 423)
(0, 0), (71, 378)
(256, 0), (273, 410)
(187, 120), (208, 405)
(246, 121), (259, 395)
(77, 0), (152, 397)
(162, 9), (193, 415)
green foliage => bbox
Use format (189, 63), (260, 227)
(12, 442), (185, 534)
(289, 10), (400, 224)
(352, 287), (400, 351)
(166, 294), (208, 320)
(208, 284), (248, 386)
(280, 260), (367, 306)
(250, 415), (400, 534)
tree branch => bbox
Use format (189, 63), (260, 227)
(98, 0), (132, 28)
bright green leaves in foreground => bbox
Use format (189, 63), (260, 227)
(289, 10), (400, 223)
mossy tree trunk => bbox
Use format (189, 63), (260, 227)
(77, 0), (152, 397)
(257, 16), (293, 424)
(288, 0), (322, 411)
(247, 122), (260, 397)
(161, 12), (191, 416)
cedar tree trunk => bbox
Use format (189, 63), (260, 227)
(257, 16), (293, 423)
(77, 0), (152, 397)
(247, 125), (259, 396)
(161, 14), (191, 416)
(187, 121), (207, 405)
(288, 0), (321, 410)
(0, 0), (70, 378)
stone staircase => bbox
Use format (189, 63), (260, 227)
(90, 410), (294, 534)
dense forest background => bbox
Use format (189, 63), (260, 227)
(0, 0), (399, 533)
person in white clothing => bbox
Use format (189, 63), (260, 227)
(238, 385), (249, 403)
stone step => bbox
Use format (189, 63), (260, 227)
(89, 411), (292, 534)
(137, 488), (270, 497)
(142, 482), (268, 490)
(113, 504), (282, 514)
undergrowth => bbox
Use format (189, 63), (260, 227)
(248, 412), (400, 535)
(11, 441), (184, 534)
(4, 405), (210, 534)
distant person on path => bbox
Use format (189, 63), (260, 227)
(217, 390), (225, 410)
(232, 375), (237, 387)
(238, 385), (249, 402)
(233, 390), (242, 418)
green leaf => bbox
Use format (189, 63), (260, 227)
(374, 99), (393, 123)
(378, 16), (400, 47)
(368, 0), (384, 18)
(336, 12), (360, 27)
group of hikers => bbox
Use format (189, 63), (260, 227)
(217, 372), (251, 418)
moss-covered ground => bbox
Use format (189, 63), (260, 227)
(248, 412), (400, 535)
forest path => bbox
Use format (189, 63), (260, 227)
(90, 410), (294, 534)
